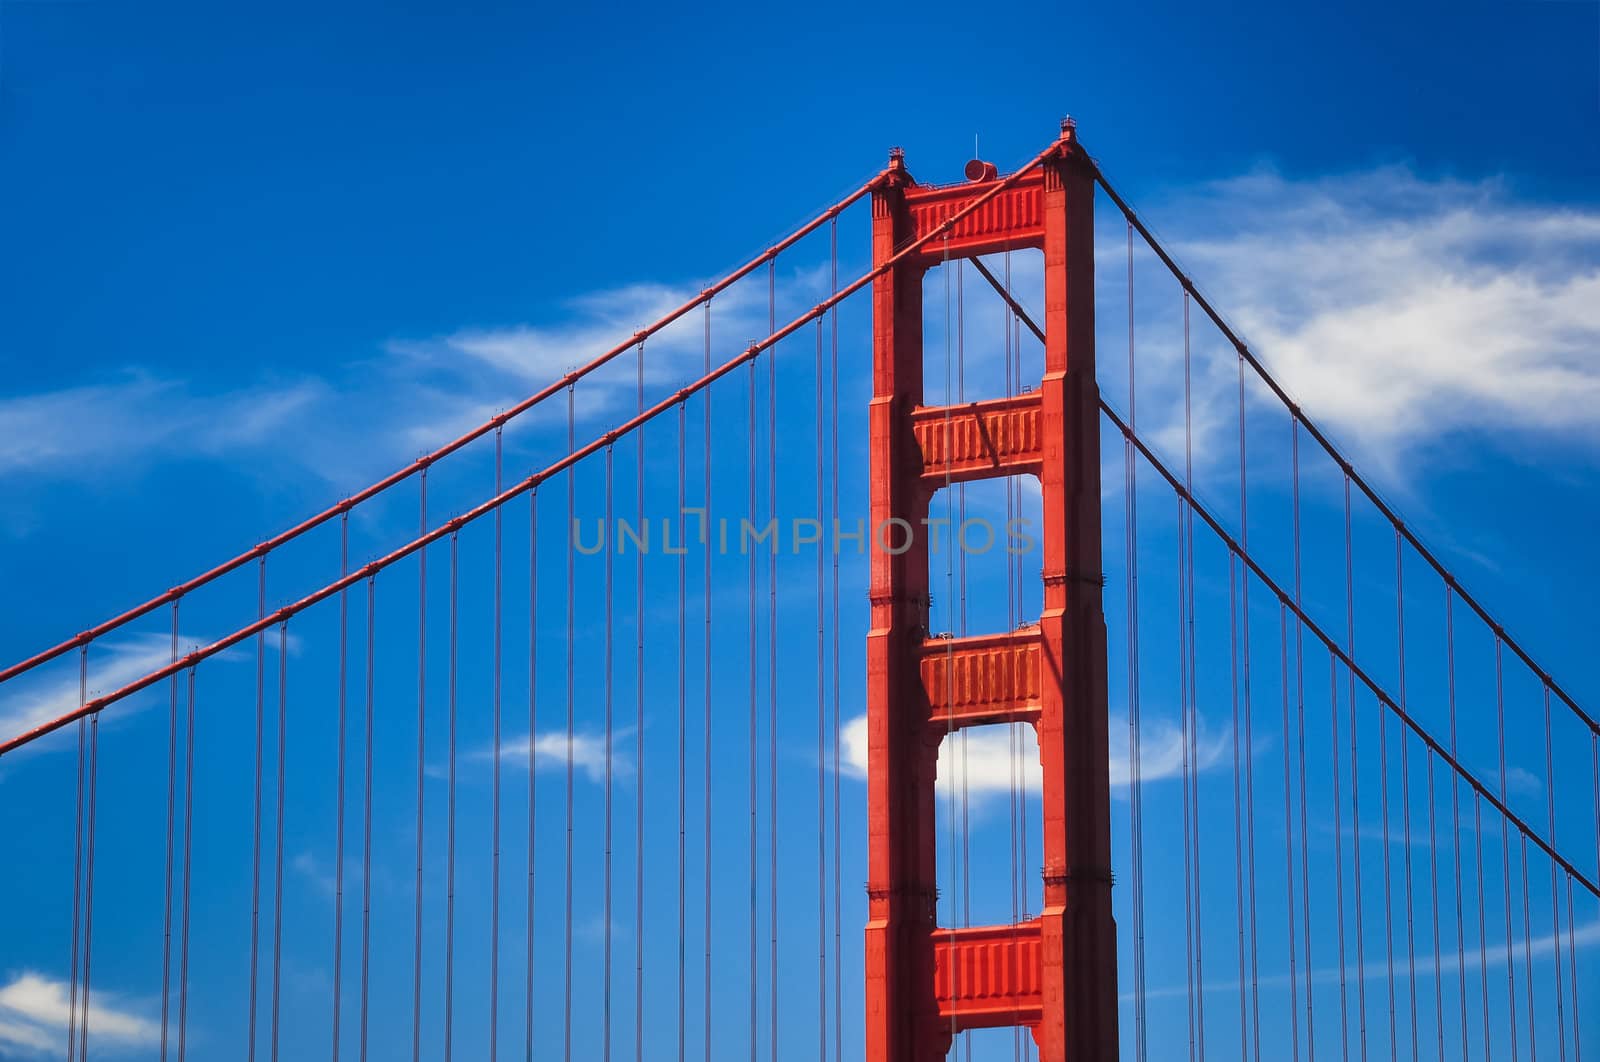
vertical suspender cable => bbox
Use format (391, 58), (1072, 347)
(605, 441), (616, 1062)
(1430, 743), (1445, 1056)
(1520, 837), (1536, 1062)
(162, 600), (179, 1061)
(1180, 492), (1197, 1062)
(68, 713), (84, 1062)
(271, 618), (287, 1062)
(768, 257), (780, 1062)
(1345, 475), (1369, 1062)
(447, 529), (460, 1062)
(527, 484), (539, 1062)
(414, 470), (428, 1062)
(178, 666), (195, 1062)
(678, 392), (688, 1062)
(1546, 685), (1569, 1062)
(1282, 602), (1302, 1062)
(1381, 585), (1398, 1062)
(67, 707), (85, 1062)
(249, 558), (265, 1062)
(414, 471), (428, 1062)
(637, 341), (647, 1062)
(1179, 289), (1202, 1062)
(1446, 586), (1468, 1060)
(1331, 494), (1350, 1062)
(704, 300), (715, 1062)
(1184, 291), (1207, 1062)
(81, 700), (100, 1062)
(1004, 248), (1022, 1061)
(940, 236), (959, 1052)
(360, 580), (376, 1062)
(335, 514), (349, 1062)
(1471, 620), (1493, 1059)
(815, 315), (828, 1062)
(1292, 422), (1316, 1062)
(829, 219), (843, 1062)
(1399, 549), (1418, 1062)
(1126, 221), (1149, 1062)
(161, 600), (179, 1061)
(958, 256), (972, 1062)
(1331, 654), (1350, 1062)
(1497, 637), (1521, 1062)
(1440, 716), (1452, 1049)
(1475, 789), (1491, 1062)
(1239, 352), (1262, 1062)
(1564, 872), (1580, 1062)
(748, 346), (759, 1062)
(957, 261), (973, 1062)
(566, 383), (577, 1062)
(1230, 556), (1248, 1060)
(1013, 265), (1029, 1041)
(494, 426), (504, 1062)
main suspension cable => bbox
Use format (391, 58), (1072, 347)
(3, 135), (1070, 752)
(0, 170), (894, 696)
(1089, 166), (1598, 740)
(1100, 399), (1600, 898)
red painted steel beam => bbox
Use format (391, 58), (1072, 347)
(910, 393), (1043, 486)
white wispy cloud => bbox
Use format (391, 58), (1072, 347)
(0, 971), (160, 1055)
(430, 728), (627, 785)
(0, 633), (200, 749)
(1127, 915), (1600, 1004)
(384, 274), (804, 447)
(839, 710), (1226, 801)
(1119, 166), (1600, 478)
(0, 372), (324, 478)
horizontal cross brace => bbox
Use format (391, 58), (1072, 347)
(912, 392), (1042, 487)
(931, 920), (1044, 1030)
(904, 170), (1047, 262)
(921, 626), (1043, 734)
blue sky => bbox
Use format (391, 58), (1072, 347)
(1, 1), (1599, 1059)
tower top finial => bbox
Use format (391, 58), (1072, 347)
(1060, 115), (1077, 138)
(888, 146), (905, 167)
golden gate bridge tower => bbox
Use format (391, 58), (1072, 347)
(865, 122), (1117, 1060)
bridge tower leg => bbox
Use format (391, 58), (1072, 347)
(864, 124), (1117, 1062)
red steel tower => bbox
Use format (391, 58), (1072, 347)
(864, 124), (1118, 1060)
